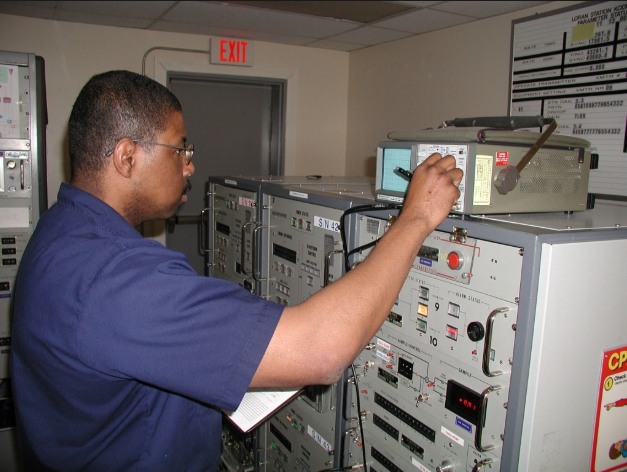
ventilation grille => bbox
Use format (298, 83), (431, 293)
(517, 150), (583, 194)
(367, 218), (381, 235)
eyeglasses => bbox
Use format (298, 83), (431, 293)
(132, 140), (194, 166)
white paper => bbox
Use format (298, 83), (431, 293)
(224, 387), (302, 432)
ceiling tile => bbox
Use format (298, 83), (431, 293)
(16, 1), (58, 5)
(151, 20), (316, 46)
(0, 2), (57, 20)
(386, 1), (442, 6)
(430, 1), (551, 19)
(56, 10), (154, 28)
(372, 7), (474, 34)
(304, 39), (365, 52)
(0, 1), (561, 51)
(223, 1), (414, 23)
(58, 1), (175, 19)
(329, 25), (415, 46)
(163, 1), (360, 38)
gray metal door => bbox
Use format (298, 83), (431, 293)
(165, 74), (284, 275)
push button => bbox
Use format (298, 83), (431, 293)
(447, 251), (463, 270)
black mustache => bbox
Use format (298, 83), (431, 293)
(183, 179), (192, 195)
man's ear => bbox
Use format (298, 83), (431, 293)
(111, 138), (137, 178)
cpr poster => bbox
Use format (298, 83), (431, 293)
(592, 346), (627, 472)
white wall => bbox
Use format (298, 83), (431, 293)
(0, 14), (350, 205)
(0, 2), (585, 198)
(345, 1), (582, 176)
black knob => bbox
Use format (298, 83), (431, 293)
(467, 322), (485, 342)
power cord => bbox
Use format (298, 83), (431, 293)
(339, 203), (402, 273)
(351, 362), (368, 472)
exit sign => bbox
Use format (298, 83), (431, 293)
(210, 38), (254, 66)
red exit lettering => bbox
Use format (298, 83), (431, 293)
(219, 40), (248, 63)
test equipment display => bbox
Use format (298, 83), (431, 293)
(375, 117), (598, 214)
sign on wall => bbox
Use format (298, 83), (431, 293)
(210, 37), (254, 66)
(510, 1), (627, 197)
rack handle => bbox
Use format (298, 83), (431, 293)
(475, 384), (502, 452)
(482, 308), (509, 377)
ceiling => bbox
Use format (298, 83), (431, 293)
(0, 1), (553, 52)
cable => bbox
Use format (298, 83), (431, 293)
(339, 203), (402, 273)
(346, 239), (378, 260)
(351, 362), (368, 472)
(335, 203), (403, 472)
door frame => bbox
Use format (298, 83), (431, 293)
(144, 57), (298, 245)
(167, 71), (286, 177)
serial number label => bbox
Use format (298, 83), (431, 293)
(308, 425), (333, 453)
(238, 197), (256, 208)
(314, 216), (340, 233)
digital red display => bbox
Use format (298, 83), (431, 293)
(456, 396), (477, 412)
(445, 379), (481, 425)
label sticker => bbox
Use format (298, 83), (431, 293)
(496, 151), (509, 166)
(456, 417), (473, 433)
(419, 258), (433, 267)
(224, 179), (237, 185)
(376, 350), (389, 361)
(378, 194), (404, 203)
(0, 208), (29, 229)
(289, 191), (308, 199)
(441, 425), (465, 446)
(377, 339), (391, 350)
(411, 457), (431, 472)
(473, 155), (493, 206)
(308, 425), (333, 453)
(314, 216), (340, 233)
(238, 197), (255, 208)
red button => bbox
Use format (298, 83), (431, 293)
(448, 252), (461, 270)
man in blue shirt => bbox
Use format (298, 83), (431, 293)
(10, 70), (462, 471)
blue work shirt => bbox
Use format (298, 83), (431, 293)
(11, 182), (283, 471)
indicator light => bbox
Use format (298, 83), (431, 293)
(418, 303), (428, 317)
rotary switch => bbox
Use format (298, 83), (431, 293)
(467, 321), (485, 342)
(436, 460), (455, 472)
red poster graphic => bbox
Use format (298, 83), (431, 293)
(591, 346), (627, 472)
(496, 151), (509, 166)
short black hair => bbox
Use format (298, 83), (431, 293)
(68, 70), (182, 180)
